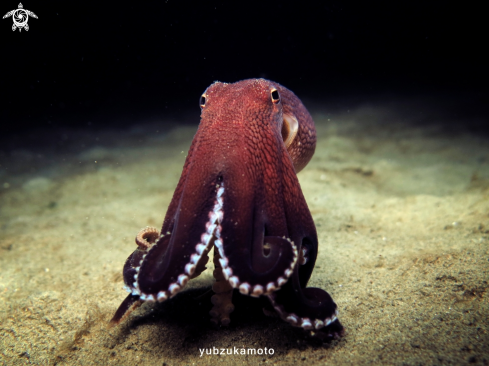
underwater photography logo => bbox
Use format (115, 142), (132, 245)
(3, 3), (38, 31)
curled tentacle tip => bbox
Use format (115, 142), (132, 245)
(135, 226), (160, 249)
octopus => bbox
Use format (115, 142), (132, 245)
(110, 79), (344, 338)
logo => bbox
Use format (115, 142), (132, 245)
(3, 3), (37, 32)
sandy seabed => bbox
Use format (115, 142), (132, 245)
(1, 97), (488, 365)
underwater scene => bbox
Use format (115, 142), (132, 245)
(1, 0), (488, 363)
(1, 94), (488, 365)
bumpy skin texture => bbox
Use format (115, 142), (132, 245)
(111, 79), (343, 338)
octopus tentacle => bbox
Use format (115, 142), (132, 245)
(109, 294), (142, 326)
(113, 182), (224, 326)
(136, 184), (224, 301)
(135, 226), (160, 249)
(189, 239), (212, 279)
(266, 269), (343, 335)
(217, 235), (298, 297)
(299, 245), (309, 265)
(210, 248), (234, 326)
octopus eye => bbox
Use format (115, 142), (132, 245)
(200, 95), (206, 108)
(271, 89), (280, 104)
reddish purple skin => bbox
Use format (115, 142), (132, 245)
(112, 79), (343, 338)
